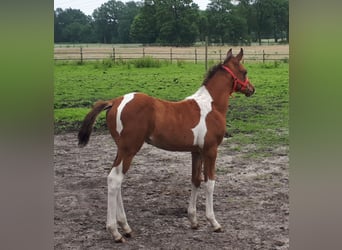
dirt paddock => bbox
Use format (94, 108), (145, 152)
(54, 132), (289, 249)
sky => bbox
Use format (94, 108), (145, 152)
(54, 0), (211, 16)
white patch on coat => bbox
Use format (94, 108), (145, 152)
(186, 86), (213, 148)
(106, 163), (124, 240)
(188, 184), (199, 227)
(204, 180), (221, 230)
(116, 93), (135, 135)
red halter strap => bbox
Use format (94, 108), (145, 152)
(221, 65), (249, 93)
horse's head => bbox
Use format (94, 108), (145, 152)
(222, 48), (255, 97)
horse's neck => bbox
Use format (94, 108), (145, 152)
(187, 84), (230, 116)
(205, 78), (231, 115)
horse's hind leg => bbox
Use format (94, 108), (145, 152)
(116, 155), (134, 238)
(106, 157), (125, 242)
(106, 152), (134, 242)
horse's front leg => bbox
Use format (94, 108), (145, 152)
(188, 152), (202, 229)
(203, 148), (222, 232)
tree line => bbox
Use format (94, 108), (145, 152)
(54, 0), (288, 46)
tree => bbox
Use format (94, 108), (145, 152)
(54, 0), (288, 45)
(155, 0), (200, 46)
(92, 0), (141, 43)
(130, 0), (200, 46)
(117, 1), (141, 43)
(254, 0), (288, 44)
(198, 10), (209, 43)
(130, 0), (157, 43)
(92, 0), (126, 43)
(207, 0), (249, 45)
(54, 8), (95, 43)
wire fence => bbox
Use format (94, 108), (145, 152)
(54, 46), (289, 64)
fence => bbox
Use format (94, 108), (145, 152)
(54, 46), (289, 64)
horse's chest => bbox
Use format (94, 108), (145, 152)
(186, 87), (213, 148)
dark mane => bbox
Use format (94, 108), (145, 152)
(202, 63), (223, 85)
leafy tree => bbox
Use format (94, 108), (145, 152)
(93, 0), (126, 43)
(207, 0), (249, 44)
(117, 1), (141, 43)
(198, 11), (209, 43)
(54, 0), (288, 45)
(254, 0), (290, 44)
(54, 8), (95, 43)
(92, 0), (141, 43)
(155, 0), (200, 46)
(273, 0), (289, 42)
(130, 0), (158, 43)
(130, 0), (200, 46)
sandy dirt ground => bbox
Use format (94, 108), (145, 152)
(54, 132), (289, 249)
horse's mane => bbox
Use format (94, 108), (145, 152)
(202, 63), (223, 85)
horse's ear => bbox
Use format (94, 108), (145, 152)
(227, 48), (233, 58)
(236, 48), (243, 61)
(225, 49), (233, 62)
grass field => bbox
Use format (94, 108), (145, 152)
(54, 59), (288, 157)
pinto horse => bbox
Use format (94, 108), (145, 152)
(78, 48), (255, 242)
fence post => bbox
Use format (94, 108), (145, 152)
(262, 50), (265, 63)
(219, 49), (222, 62)
(80, 47), (83, 63)
(143, 47), (145, 57)
(112, 48), (115, 62)
(195, 48), (197, 64)
(205, 36), (208, 71)
(170, 48), (173, 63)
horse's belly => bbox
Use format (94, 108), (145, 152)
(146, 131), (198, 152)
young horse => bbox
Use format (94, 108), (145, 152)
(78, 48), (255, 242)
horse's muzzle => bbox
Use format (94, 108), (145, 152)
(245, 83), (255, 97)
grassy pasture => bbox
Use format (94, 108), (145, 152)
(54, 59), (288, 157)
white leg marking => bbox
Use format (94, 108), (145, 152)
(186, 86), (213, 148)
(205, 180), (221, 231)
(116, 93), (135, 135)
(188, 184), (199, 228)
(107, 163), (125, 241)
(117, 187), (132, 235)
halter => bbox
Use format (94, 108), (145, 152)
(221, 65), (249, 94)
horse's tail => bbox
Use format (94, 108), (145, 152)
(78, 100), (113, 147)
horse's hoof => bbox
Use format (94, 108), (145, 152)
(213, 227), (223, 233)
(123, 231), (133, 238)
(114, 236), (126, 243)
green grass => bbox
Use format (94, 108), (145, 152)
(54, 59), (288, 157)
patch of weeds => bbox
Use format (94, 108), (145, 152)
(102, 58), (114, 69)
(132, 57), (161, 68)
(177, 60), (185, 68)
(260, 61), (282, 69)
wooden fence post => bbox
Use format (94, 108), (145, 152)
(80, 47), (83, 63)
(205, 36), (208, 71)
(170, 48), (173, 63)
(143, 47), (145, 57)
(195, 48), (197, 64)
(263, 50), (265, 63)
(219, 49), (222, 62)
(112, 47), (115, 62)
